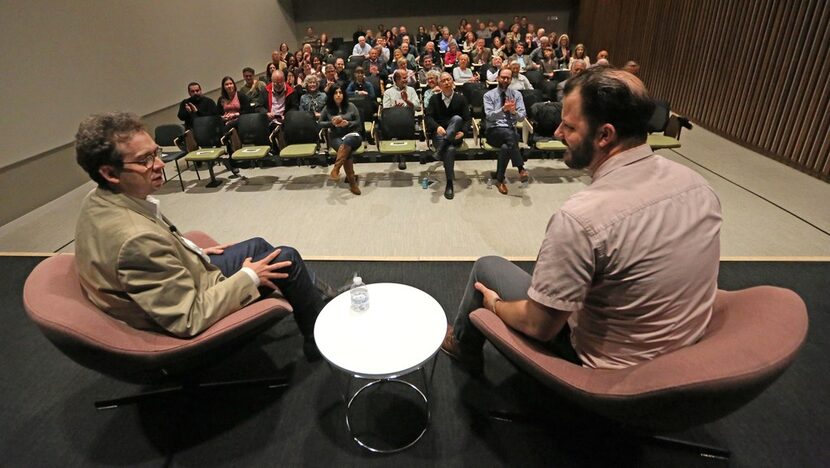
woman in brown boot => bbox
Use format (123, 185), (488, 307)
(320, 85), (363, 195)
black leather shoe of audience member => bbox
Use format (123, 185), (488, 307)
(398, 157), (407, 170)
(303, 336), (322, 362)
(444, 183), (454, 200)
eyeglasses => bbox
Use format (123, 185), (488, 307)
(124, 147), (162, 168)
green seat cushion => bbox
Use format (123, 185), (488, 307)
(379, 140), (416, 154)
(536, 140), (567, 151)
(232, 146), (270, 160)
(279, 143), (318, 158)
(481, 140), (498, 151)
(647, 134), (681, 149)
(185, 148), (225, 161)
(328, 144), (365, 156)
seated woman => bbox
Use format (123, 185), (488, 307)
(287, 66), (305, 90)
(539, 46), (559, 78)
(570, 43), (591, 70)
(346, 66), (377, 100)
(299, 75), (327, 119)
(365, 63), (385, 95)
(278, 42), (292, 60)
(461, 32), (477, 54)
(216, 76), (252, 176)
(421, 70), (441, 108)
(452, 54), (479, 84)
(491, 36), (506, 60)
(556, 34), (571, 69)
(217, 76), (252, 128)
(263, 62), (279, 84)
(443, 41), (460, 68)
(317, 32), (331, 56)
(321, 85), (363, 196)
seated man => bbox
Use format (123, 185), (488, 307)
(352, 35), (372, 57)
(265, 70), (299, 127)
(557, 60), (588, 101)
(421, 41), (443, 68)
(73, 112), (338, 359)
(321, 64), (346, 94)
(346, 66), (377, 100)
(483, 67), (529, 195)
(334, 57), (349, 82)
(442, 67), (721, 373)
(382, 69), (422, 170)
(423, 72), (471, 200)
(507, 61), (534, 90)
(417, 55), (439, 86)
(240, 67), (267, 112)
(177, 82), (217, 130)
(399, 42), (418, 70)
(509, 43), (534, 72)
(364, 47), (388, 82)
(470, 38), (492, 66)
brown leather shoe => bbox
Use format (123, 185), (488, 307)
(441, 325), (483, 374)
(496, 182), (509, 195)
(519, 169), (529, 183)
(343, 160), (361, 195)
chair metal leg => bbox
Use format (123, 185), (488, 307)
(205, 161), (222, 188)
(649, 434), (730, 460)
(174, 159), (185, 191)
(95, 376), (289, 410)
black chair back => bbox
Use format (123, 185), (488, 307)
(154, 124), (185, 146)
(380, 107), (416, 140)
(236, 113), (271, 146)
(283, 110), (320, 145)
(540, 79), (559, 102)
(191, 116), (224, 147)
(348, 55), (366, 67)
(463, 83), (488, 119)
(531, 101), (563, 136)
(351, 96), (378, 124)
(525, 69), (544, 88)
(552, 69), (571, 82)
(648, 99), (671, 133)
(519, 89), (545, 119)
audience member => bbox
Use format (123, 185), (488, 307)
(596, 49), (609, 63)
(623, 60), (641, 76)
(438, 27), (454, 53)
(483, 67), (528, 195)
(556, 34), (571, 68)
(217, 76), (253, 129)
(470, 38), (492, 65)
(265, 70), (299, 127)
(570, 44), (591, 70)
(557, 59), (587, 101)
(240, 67), (267, 112)
(461, 32), (477, 54)
(394, 57), (418, 87)
(299, 75), (327, 119)
(529, 36), (550, 64)
(334, 57), (349, 82)
(346, 67), (377, 100)
(264, 62), (279, 84)
(539, 46), (559, 77)
(417, 55), (439, 85)
(485, 56), (504, 82)
(400, 43), (418, 69)
(321, 64), (345, 94)
(416, 26), (430, 51)
(177, 82), (217, 130)
(421, 41), (443, 68)
(382, 69), (421, 170)
(365, 63), (385, 95)
(444, 42), (460, 68)
(476, 21), (491, 40)
(353, 36), (372, 57)
(271, 50), (287, 71)
(452, 54), (479, 83)
(302, 27), (320, 50)
(441, 67), (721, 373)
(509, 42), (533, 71)
(491, 36), (506, 60)
(507, 61), (534, 90)
(321, 85), (363, 196)
(423, 72), (471, 200)
(421, 70), (442, 108)
(73, 112), (336, 360)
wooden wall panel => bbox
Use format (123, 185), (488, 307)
(574, 0), (830, 181)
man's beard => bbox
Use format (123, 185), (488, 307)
(563, 134), (595, 169)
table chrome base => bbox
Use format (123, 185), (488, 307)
(346, 377), (430, 453)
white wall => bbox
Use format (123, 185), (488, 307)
(0, 0), (297, 169)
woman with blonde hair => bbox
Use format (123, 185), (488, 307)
(556, 34), (571, 68)
(570, 43), (591, 70)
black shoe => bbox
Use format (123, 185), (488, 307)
(444, 183), (454, 200)
(398, 157), (407, 170)
(303, 336), (322, 362)
(419, 153), (431, 165)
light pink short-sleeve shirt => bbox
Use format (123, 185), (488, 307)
(528, 144), (722, 369)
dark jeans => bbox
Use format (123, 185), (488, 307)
(486, 126), (524, 182)
(209, 237), (322, 337)
(452, 256), (581, 365)
(433, 115), (465, 182)
(331, 133), (363, 154)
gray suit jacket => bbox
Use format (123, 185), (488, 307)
(74, 189), (260, 337)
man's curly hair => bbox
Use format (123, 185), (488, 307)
(75, 112), (145, 189)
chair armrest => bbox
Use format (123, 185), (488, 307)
(174, 130), (196, 152)
(521, 118), (534, 146)
(182, 230), (218, 248)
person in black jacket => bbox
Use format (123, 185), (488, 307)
(177, 82), (217, 130)
(216, 76), (253, 130)
(424, 72), (471, 200)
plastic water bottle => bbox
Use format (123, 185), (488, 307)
(350, 276), (370, 311)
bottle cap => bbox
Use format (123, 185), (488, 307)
(354, 276), (363, 283)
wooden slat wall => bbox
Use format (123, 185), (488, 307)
(574, 0), (830, 181)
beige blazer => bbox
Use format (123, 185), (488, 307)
(74, 189), (260, 337)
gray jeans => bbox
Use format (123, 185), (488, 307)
(452, 256), (580, 364)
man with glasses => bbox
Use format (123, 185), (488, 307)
(72, 112), (335, 360)
(482, 67), (529, 195)
(176, 82), (217, 130)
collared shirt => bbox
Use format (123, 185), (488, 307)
(353, 42), (372, 56)
(441, 91), (454, 108)
(143, 196), (259, 286)
(382, 85), (422, 111)
(483, 86), (526, 128)
(528, 145), (722, 369)
(270, 88), (286, 116)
